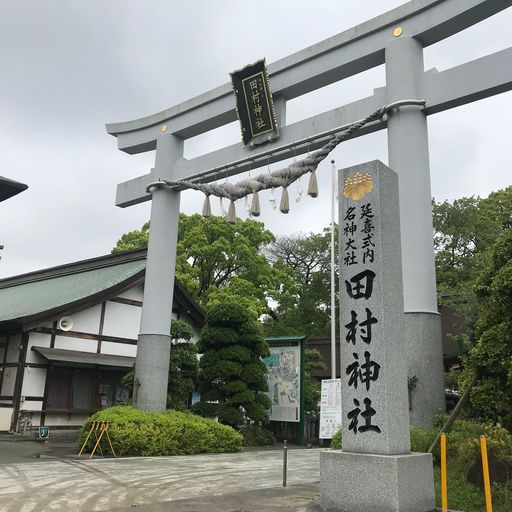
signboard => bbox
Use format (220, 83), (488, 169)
(230, 59), (279, 146)
(264, 344), (300, 422)
(38, 426), (49, 439)
(319, 378), (342, 439)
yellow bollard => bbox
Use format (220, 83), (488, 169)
(440, 432), (448, 512)
(480, 435), (493, 512)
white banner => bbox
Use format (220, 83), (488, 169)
(319, 378), (342, 439)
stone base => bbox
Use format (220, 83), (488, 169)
(320, 450), (435, 512)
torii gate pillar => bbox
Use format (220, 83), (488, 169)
(133, 134), (182, 411)
(386, 36), (445, 428)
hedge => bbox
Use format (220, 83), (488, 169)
(78, 406), (243, 457)
(330, 419), (512, 512)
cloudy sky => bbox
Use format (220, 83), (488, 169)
(1, 1), (511, 278)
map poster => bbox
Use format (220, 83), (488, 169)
(319, 378), (342, 439)
(263, 339), (304, 423)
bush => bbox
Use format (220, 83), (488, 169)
(78, 406), (243, 457)
(239, 425), (276, 446)
(207, 303), (249, 326)
(329, 420), (512, 511)
(410, 425), (436, 454)
(330, 429), (342, 449)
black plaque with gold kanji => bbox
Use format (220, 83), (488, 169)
(230, 59), (279, 146)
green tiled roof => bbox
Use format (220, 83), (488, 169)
(0, 259), (145, 323)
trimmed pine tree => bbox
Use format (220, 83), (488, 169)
(192, 303), (271, 428)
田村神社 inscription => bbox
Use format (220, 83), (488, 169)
(230, 59), (279, 146)
(339, 160), (410, 455)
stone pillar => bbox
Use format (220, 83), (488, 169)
(133, 134), (183, 412)
(386, 36), (445, 428)
(320, 160), (434, 512)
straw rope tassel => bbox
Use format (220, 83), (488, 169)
(227, 200), (236, 224)
(280, 187), (290, 214)
(250, 191), (260, 216)
(202, 194), (212, 218)
(307, 170), (318, 198)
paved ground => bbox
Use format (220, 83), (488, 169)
(0, 441), (51, 465)
(0, 447), (321, 512)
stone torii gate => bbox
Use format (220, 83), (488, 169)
(107, 0), (512, 428)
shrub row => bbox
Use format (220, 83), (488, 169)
(78, 406), (243, 457)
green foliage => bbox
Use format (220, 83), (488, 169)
(432, 187), (512, 426)
(463, 229), (512, 426)
(78, 406), (242, 456)
(121, 319), (198, 410)
(112, 222), (149, 253)
(167, 341), (198, 410)
(264, 228), (338, 337)
(113, 214), (294, 319)
(410, 425), (436, 454)
(304, 348), (326, 418)
(330, 419), (512, 511)
(432, 468), (486, 512)
(444, 372), (460, 391)
(330, 429), (342, 449)
(239, 424), (276, 446)
(193, 302), (271, 428)
(432, 188), (512, 324)
(206, 302), (249, 326)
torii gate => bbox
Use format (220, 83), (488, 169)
(107, 0), (512, 429)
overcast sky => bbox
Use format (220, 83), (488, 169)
(1, 1), (511, 278)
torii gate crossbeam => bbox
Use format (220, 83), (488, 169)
(107, 0), (512, 427)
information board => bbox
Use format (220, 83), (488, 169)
(319, 378), (342, 439)
(264, 342), (302, 423)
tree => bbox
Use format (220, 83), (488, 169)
(264, 227), (338, 337)
(433, 187), (512, 308)
(432, 187), (512, 428)
(303, 348), (327, 418)
(112, 222), (149, 253)
(462, 230), (512, 428)
(121, 319), (198, 410)
(192, 302), (271, 428)
(113, 214), (294, 319)
(432, 188), (512, 358)
(166, 321), (198, 411)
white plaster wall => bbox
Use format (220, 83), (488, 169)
(101, 341), (137, 358)
(20, 400), (43, 412)
(66, 304), (102, 333)
(1, 367), (17, 396)
(0, 408), (12, 431)
(54, 335), (97, 353)
(26, 332), (52, 364)
(21, 367), (46, 398)
(6, 335), (21, 364)
(103, 301), (141, 339)
(29, 412), (42, 427)
(46, 412), (88, 427)
(116, 283), (144, 302)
